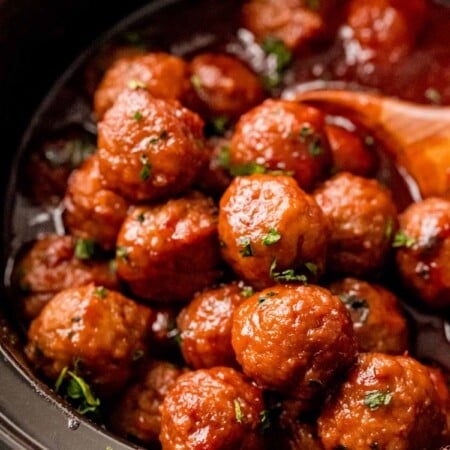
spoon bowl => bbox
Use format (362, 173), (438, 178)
(294, 89), (450, 199)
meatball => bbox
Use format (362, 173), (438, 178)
(116, 191), (222, 303)
(395, 197), (450, 308)
(109, 360), (188, 445)
(218, 174), (330, 290)
(230, 100), (330, 190)
(94, 52), (193, 119)
(25, 283), (153, 394)
(13, 234), (119, 321)
(97, 89), (207, 202)
(313, 172), (398, 276)
(324, 124), (376, 177)
(231, 284), (357, 400)
(241, 0), (324, 51)
(177, 281), (250, 369)
(344, 0), (426, 64)
(63, 154), (129, 251)
(159, 367), (265, 450)
(318, 353), (446, 450)
(328, 277), (409, 354)
(189, 53), (264, 119)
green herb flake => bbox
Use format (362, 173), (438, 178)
(259, 409), (271, 432)
(258, 296), (267, 305)
(190, 74), (202, 90)
(229, 162), (266, 177)
(425, 87), (442, 105)
(308, 137), (323, 157)
(94, 286), (107, 299)
(238, 237), (254, 257)
(132, 350), (144, 361)
(392, 230), (416, 248)
(140, 154), (151, 181)
(269, 260), (307, 284)
(209, 116), (229, 136)
(363, 389), (393, 410)
(218, 146), (231, 168)
(133, 111), (143, 121)
(116, 246), (129, 262)
(262, 37), (292, 72)
(234, 399), (244, 424)
(299, 125), (314, 142)
(128, 79), (147, 90)
(385, 217), (393, 240)
(262, 228), (281, 246)
(136, 212), (145, 223)
(305, 262), (318, 275)
(241, 286), (254, 298)
(74, 238), (96, 260)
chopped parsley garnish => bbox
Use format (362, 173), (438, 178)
(259, 409), (271, 432)
(305, 262), (318, 275)
(148, 130), (168, 145)
(262, 228), (281, 246)
(133, 111), (143, 121)
(208, 116), (229, 136)
(299, 125), (314, 142)
(190, 74), (202, 90)
(392, 230), (416, 248)
(241, 286), (254, 298)
(229, 162), (267, 177)
(136, 212), (145, 223)
(308, 137), (323, 157)
(238, 237), (254, 257)
(219, 146), (231, 168)
(385, 217), (393, 240)
(128, 79), (147, 89)
(262, 37), (292, 73)
(140, 154), (151, 181)
(258, 291), (277, 305)
(258, 296), (267, 305)
(94, 286), (107, 299)
(74, 238), (96, 260)
(234, 399), (244, 424)
(55, 367), (101, 416)
(132, 350), (144, 361)
(269, 260), (307, 284)
(363, 389), (393, 410)
(425, 87), (442, 105)
(116, 246), (129, 261)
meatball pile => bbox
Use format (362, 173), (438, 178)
(13, 0), (450, 449)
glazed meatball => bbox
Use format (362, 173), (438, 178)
(395, 197), (450, 308)
(159, 366), (265, 450)
(219, 174), (330, 290)
(109, 360), (188, 446)
(313, 172), (398, 276)
(324, 124), (376, 177)
(189, 53), (264, 119)
(318, 353), (446, 450)
(63, 155), (129, 251)
(116, 191), (222, 303)
(94, 52), (193, 119)
(232, 284), (357, 401)
(241, 0), (324, 51)
(177, 281), (250, 369)
(13, 234), (119, 321)
(328, 277), (409, 354)
(344, 0), (426, 64)
(230, 100), (330, 190)
(25, 283), (153, 394)
(97, 89), (206, 202)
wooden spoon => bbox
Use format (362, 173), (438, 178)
(293, 89), (450, 199)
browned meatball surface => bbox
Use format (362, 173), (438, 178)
(116, 191), (222, 303)
(219, 174), (330, 290)
(324, 124), (376, 177)
(328, 277), (409, 354)
(97, 89), (206, 202)
(177, 281), (250, 369)
(345, 0), (426, 64)
(25, 283), (152, 394)
(232, 284), (357, 400)
(318, 353), (446, 450)
(13, 234), (119, 321)
(241, 0), (324, 51)
(109, 360), (188, 446)
(230, 100), (330, 190)
(313, 172), (398, 276)
(159, 366), (265, 450)
(395, 197), (450, 308)
(63, 154), (129, 251)
(189, 53), (264, 119)
(94, 52), (193, 119)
